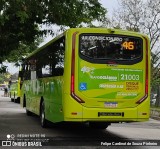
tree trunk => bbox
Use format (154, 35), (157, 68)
(155, 85), (160, 107)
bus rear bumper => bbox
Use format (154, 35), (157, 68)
(64, 106), (149, 122)
(65, 108), (149, 123)
(81, 106), (149, 122)
(63, 95), (150, 123)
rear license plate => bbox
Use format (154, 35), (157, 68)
(98, 112), (124, 117)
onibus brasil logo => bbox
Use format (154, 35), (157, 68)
(2, 134), (42, 147)
(1, 134), (15, 146)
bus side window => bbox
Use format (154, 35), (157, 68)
(24, 64), (31, 80)
(52, 37), (65, 76)
(42, 64), (52, 77)
(53, 68), (64, 76)
(36, 64), (42, 78)
(32, 36), (65, 78)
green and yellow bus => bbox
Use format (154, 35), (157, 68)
(20, 28), (150, 129)
(9, 78), (21, 103)
(10, 81), (18, 102)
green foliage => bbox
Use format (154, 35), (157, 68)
(6, 38), (42, 63)
(0, 65), (7, 73)
(0, 74), (6, 83)
(106, 0), (160, 89)
(0, 0), (106, 63)
(0, 72), (10, 83)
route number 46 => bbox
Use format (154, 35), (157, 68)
(122, 41), (134, 50)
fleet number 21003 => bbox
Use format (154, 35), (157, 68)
(120, 74), (140, 81)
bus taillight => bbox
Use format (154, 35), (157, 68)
(71, 75), (74, 92)
(70, 32), (85, 103)
(136, 37), (149, 104)
(71, 75), (85, 103)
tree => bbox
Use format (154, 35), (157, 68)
(0, 0), (106, 62)
(6, 38), (42, 63)
(104, 0), (160, 84)
(104, 0), (160, 106)
(109, 0), (160, 50)
(0, 70), (10, 83)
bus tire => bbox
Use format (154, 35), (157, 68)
(13, 92), (16, 103)
(10, 93), (13, 102)
(11, 98), (14, 102)
(89, 122), (110, 129)
(26, 109), (32, 116)
(17, 97), (20, 104)
(23, 95), (26, 107)
(40, 100), (47, 128)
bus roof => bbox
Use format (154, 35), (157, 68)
(24, 28), (148, 60)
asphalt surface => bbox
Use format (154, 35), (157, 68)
(0, 91), (160, 149)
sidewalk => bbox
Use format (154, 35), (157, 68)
(150, 108), (160, 120)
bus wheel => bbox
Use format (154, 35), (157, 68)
(17, 97), (20, 104)
(89, 122), (110, 129)
(14, 92), (16, 103)
(23, 95), (26, 107)
(40, 101), (47, 128)
(26, 109), (32, 116)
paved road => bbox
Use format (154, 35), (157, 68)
(0, 91), (160, 148)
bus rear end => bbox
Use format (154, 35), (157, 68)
(64, 28), (150, 128)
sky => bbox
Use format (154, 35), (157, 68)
(6, 0), (118, 75)
(100, 0), (118, 15)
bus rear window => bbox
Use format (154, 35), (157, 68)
(79, 34), (143, 64)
